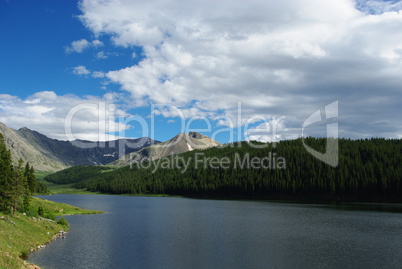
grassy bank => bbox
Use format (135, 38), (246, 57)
(42, 180), (102, 195)
(0, 197), (103, 269)
(36, 171), (102, 195)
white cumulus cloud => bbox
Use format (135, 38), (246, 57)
(0, 91), (131, 141)
(96, 51), (108, 59)
(356, 0), (402, 14)
(76, 0), (402, 140)
(65, 39), (103, 53)
(92, 71), (105, 78)
(72, 65), (91, 75)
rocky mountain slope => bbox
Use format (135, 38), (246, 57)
(0, 122), (66, 172)
(0, 122), (158, 172)
(110, 132), (222, 166)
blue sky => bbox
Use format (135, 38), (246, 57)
(0, 0), (402, 143)
(0, 0), (144, 98)
(1, 0), (94, 96)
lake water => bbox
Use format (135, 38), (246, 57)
(29, 195), (402, 269)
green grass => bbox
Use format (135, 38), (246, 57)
(36, 170), (179, 197)
(34, 171), (52, 181)
(0, 197), (103, 269)
(36, 171), (102, 195)
(41, 180), (102, 195)
(37, 171), (179, 197)
(31, 197), (102, 216)
(100, 168), (116, 173)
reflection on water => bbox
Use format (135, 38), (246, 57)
(328, 202), (402, 213)
(29, 195), (402, 269)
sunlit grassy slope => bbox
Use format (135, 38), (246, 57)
(0, 197), (102, 269)
(36, 171), (102, 195)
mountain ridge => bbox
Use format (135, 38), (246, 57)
(110, 131), (222, 166)
(0, 122), (159, 172)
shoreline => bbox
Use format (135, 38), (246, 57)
(0, 197), (103, 269)
(26, 227), (68, 269)
(39, 193), (402, 215)
(47, 190), (402, 204)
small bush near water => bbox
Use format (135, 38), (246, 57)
(57, 217), (69, 227)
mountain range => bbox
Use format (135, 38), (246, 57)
(0, 122), (221, 172)
(110, 132), (222, 166)
(0, 122), (158, 171)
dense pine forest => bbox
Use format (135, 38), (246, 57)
(46, 138), (402, 201)
(0, 134), (45, 215)
(45, 166), (115, 184)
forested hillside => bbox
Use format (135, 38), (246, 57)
(45, 166), (115, 184)
(49, 138), (402, 201)
(0, 133), (46, 215)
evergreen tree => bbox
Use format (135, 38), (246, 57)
(0, 133), (13, 212)
(9, 159), (26, 215)
(22, 162), (36, 211)
(66, 138), (402, 201)
(36, 181), (49, 194)
(0, 134), (37, 214)
(25, 162), (37, 194)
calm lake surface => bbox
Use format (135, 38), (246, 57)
(29, 195), (402, 269)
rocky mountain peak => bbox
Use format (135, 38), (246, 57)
(110, 131), (222, 166)
(188, 132), (204, 139)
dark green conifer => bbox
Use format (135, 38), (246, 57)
(0, 133), (14, 212)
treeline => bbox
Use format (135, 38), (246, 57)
(36, 181), (49, 194)
(52, 138), (402, 201)
(45, 166), (114, 184)
(0, 133), (42, 215)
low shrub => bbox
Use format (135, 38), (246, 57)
(57, 217), (68, 227)
(20, 250), (29, 260)
(43, 212), (56, 221)
(37, 206), (44, 216)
